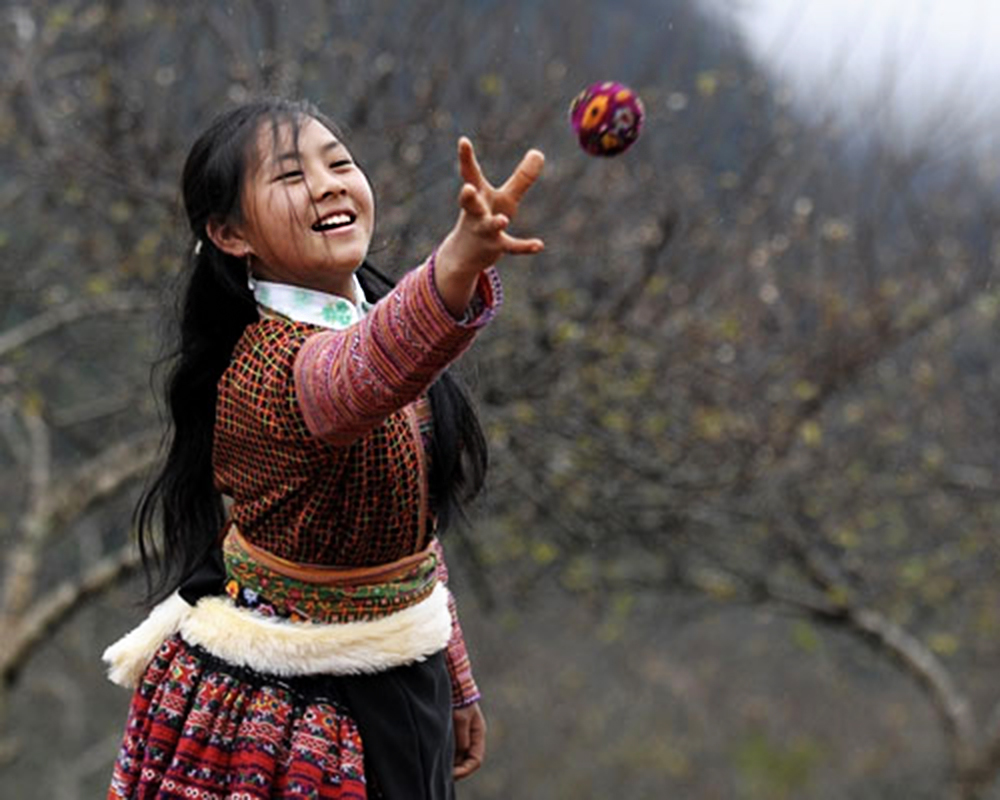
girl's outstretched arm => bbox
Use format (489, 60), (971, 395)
(435, 137), (545, 318)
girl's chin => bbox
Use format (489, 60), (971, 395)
(301, 251), (370, 275)
(317, 239), (369, 262)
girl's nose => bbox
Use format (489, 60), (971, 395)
(312, 167), (347, 200)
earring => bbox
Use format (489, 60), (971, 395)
(245, 254), (257, 292)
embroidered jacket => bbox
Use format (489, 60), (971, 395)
(212, 256), (500, 706)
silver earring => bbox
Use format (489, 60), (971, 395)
(246, 254), (256, 292)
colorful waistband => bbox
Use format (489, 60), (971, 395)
(222, 528), (439, 624)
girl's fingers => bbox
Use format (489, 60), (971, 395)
(459, 183), (490, 217)
(486, 213), (510, 234)
(458, 137), (488, 191)
(459, 139), (545, 224)
(500, 232), (545, 254)
(499, 149), (545, 202)
(455, 138), (544, 259)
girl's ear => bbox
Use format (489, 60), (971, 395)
(206, 217), (253, 258)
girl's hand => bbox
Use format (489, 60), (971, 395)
(435, 137), (545, 317)
(451, 136), (545, 271)
(452, 701), (487, 780)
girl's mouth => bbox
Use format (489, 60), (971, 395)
(312, 212), (356, 232)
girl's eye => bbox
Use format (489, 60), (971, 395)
(275, 170), (303, 182)
(331, 160), (353, 170)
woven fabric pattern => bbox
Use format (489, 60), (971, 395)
(109, 636), (367, 800)
(213, 261), (500, 567)
(293, 262), (500, 444)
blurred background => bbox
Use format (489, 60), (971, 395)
(3, 0), (1000, 797)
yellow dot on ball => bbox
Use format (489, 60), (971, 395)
(581, 95), (609, 131)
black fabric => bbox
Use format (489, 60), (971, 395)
(179, 550), (456, 800)
(340, 653), (456, 800)
(177, 546), (226, 605)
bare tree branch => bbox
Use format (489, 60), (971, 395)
(849, 608), (978, 780)
(49, 429), (161, 533)
(1, 406), (52, 625)
(1, 429), (158, 627)
(0, 292), (158, 358)
(0, 541), (140, 683)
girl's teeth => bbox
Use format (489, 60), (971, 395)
(314, 213), (353, 231)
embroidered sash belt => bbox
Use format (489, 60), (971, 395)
(222, 528), (439, 624)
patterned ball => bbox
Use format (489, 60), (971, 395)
(569, 81), (645, 157)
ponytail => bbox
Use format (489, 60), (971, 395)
(136, 242), (257, 602)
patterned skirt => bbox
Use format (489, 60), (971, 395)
(106, 535), (456, 799)
(108, 634), (368, 799)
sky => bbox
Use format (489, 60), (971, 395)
(708, 0), (1000, 157)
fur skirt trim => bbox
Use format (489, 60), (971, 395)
(103, 581), (452, 688)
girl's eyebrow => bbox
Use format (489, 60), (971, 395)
(274, 140), (342, 164)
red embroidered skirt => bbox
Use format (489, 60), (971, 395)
(108, 635), (368, 799)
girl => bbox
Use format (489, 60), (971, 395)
(103, 97), (544, 799)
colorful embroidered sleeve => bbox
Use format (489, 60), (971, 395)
(431, 539), (482, 708)
(294, 256), (501, 445)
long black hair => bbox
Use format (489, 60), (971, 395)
(136, 97), (487, 603)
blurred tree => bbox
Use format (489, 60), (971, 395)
(2, 1), (1000, 798)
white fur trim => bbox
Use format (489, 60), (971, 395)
(181, 582), (452, 676)
(102, 592), (192, 688)
(103, 582), (452, 687)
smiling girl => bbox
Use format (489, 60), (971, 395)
(103, 97), (544, 800)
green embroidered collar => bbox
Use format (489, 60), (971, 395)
(253, 276), (373, 330)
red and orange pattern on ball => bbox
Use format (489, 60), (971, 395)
(569, 81), (645, 156)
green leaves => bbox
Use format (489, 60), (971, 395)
(736, 731), (824, 799)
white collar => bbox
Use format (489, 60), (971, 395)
(253, 275), (372, 330)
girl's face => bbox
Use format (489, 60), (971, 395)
(237, 116), (375, 298)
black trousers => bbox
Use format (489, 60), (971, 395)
(341, 652), (456, 800)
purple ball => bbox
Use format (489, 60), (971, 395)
(569, 81), (645, 157)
